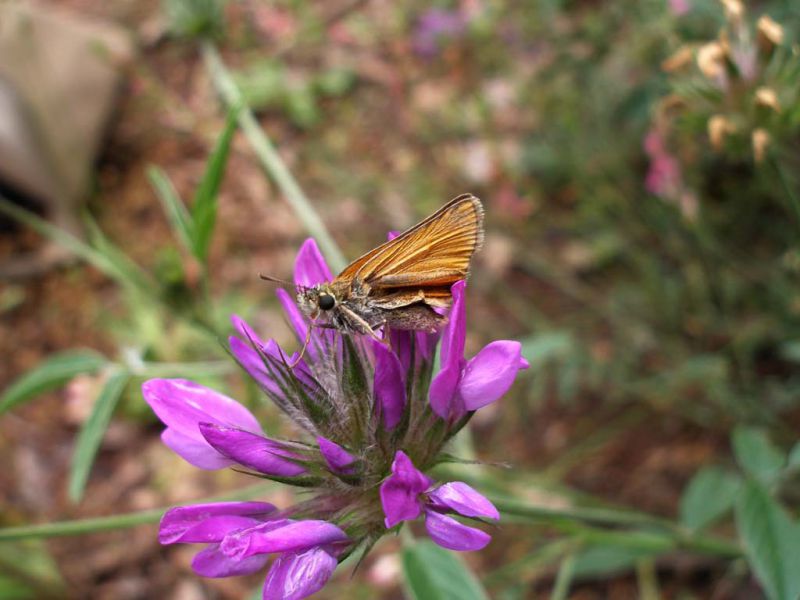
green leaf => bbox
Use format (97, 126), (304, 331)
(68, 369), (130, 502)
(679, 466), (742, 531)
(83, 215), (156, 296)
(571, 543), (662, 579)
(0, 540), (65, 598)
(147, 165), (194, 253)
(402, 539), (489, 600)
(787, 442), (800, 469)
(735, 480), (800, 600)
(0, 351), (107, 414)
(190, 107), (239, 262)
(732, 427), (785, 485)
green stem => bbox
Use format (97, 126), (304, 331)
(0, 483), (275, 541)
(200, 41), (347, 272)
(773, 156), (800, 239)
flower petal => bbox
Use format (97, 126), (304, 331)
(142, 379), (262, 439)
(428, 363), (462, 420)
(317, 436), (357, 474)
(192, 543), (270, 578)
(199, 423), (307, 477)
(161, 428), (233, 470)
(222, 520), (348, 560)
(439, 280), (466, 368)
(424, 510), (491, 551)
(372, 340), (406, 430)
(427, 482), (499, 520)
(160, 502), (276, 544)
(459, 340), (524, 411)
(276, 288), (310, 345)
(263, 546), (338, 600)
(294, 238), (333, 287)
(380, 451), (433, 528)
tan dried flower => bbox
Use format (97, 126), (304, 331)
(708, 115), (735, 149)
(662, 46), (694, 73)
(755, 87), (781, 112)
(697, 42), (726, 80)
(757, 15), (784, 51)
(752, 128), (770, 163)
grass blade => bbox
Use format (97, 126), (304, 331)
(68, 369), (130, 502)
(0, 196), (122, 281)
(0, 350), (108, 414)
(190, 106), (239, 262)
(147, 165), (194, 253)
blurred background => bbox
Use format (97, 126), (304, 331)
(2, 0), (800, 598)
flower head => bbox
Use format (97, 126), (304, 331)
(144, 237), (527, 598)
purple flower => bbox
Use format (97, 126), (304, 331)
(412, 8), (467, 58)
(380, 451), (499, 551)
(429, 280), (529, 420)
(144, 234), (528, 598)
(159, 501), (347, 598)
(142, 379), (305, 476)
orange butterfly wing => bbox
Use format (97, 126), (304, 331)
(336, 194), (484, 290)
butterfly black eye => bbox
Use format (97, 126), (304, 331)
(318, 293), (335, 310)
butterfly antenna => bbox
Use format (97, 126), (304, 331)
(259, 273), (295, 287)
(289, 322), (313, 368)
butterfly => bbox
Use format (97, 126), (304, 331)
(285, 194), (484, 341)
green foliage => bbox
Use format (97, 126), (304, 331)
(735, 480), (800, 600)
(163, 0), (225, 39)
(68, 369), (130, 502)
(679, 466), (742, 531)
(402, 539), (489, 600)
(732, 426), (786, 486)
(0, 350), (107, 414)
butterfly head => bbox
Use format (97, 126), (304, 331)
(296, 284), (338, 321)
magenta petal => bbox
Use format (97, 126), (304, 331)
(262, 547), (338, 600)
(222, 520), (348, 559)
(459, 340), (523, 411)
(161, 428), (232, 470)
(142, 379), (262, 438)
(427, 482), (499, 520)
(276, 288), (310, 344)
(229, 337), (275, 392)
(424, 510), (491, 551)
(199, 423), (306, 477)
(380, 451), (433, 528)
(372, 341), (407, 430)
(439, 280), (467, 368)
(428, 364), (461, 419)
(160, 502), (276, 544)
(231, 314), (267, 349)
(317, 436), (357, 474)
(294, 238), (333, 287)
(192, 543), (270, 578)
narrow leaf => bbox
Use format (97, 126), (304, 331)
(735, 480), (800, 600)
(68, 370), (130, 502)
(147, 165), (194, 253)
(402, 539), (489, 600)
(0, 197), (126, 283)
(732, 427), (785, 485)
(679, 466), (742, 531)
(191, 107), (239, 262)
(0, 351), (107, 414)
